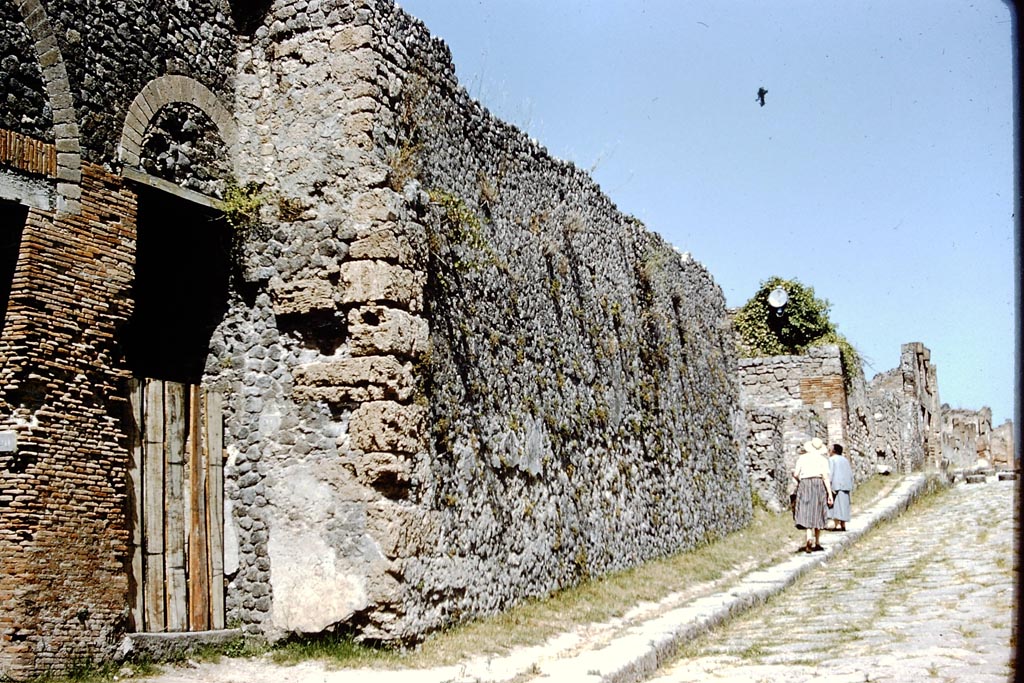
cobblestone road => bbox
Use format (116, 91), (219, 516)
(647, 478), (1017, 683)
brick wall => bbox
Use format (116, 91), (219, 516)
(0, 154), (137, 679)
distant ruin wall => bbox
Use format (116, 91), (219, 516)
(866, 342), (941, 473)
(941, 406), (1009, 470)
(990, 419), (1015, 467)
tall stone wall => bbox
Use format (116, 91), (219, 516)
(220, 0), (751, 642)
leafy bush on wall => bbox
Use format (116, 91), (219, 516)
(733, 276), (861, 382)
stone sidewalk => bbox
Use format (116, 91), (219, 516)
(143, 472), (970, 683)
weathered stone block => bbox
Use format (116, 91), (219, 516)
(366, 501), (439, 559)
(293, 356), (414, 403)
(265, 465), (380, 636)
(348, 451), (411, 492)
(348, 306), (428, 358)
(338, 260), (424, 311)
(328, 48), (377, 85)
(329, 25), (373, 51)
(267, 276), (336, 316)
(350, 401), (426, 454)
(349, 227), (415, 264)
(351, 188), (401, 223)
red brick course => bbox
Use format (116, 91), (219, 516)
(0, 129), (56, 178)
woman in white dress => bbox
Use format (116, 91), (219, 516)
(792, 437), (833, 553)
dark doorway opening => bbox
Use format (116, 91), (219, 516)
(230, 0), (273, 35)
(0, 200), (28, 331)
(123, 185), (231, 384)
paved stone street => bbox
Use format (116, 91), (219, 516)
(647, 478), (1017, 683)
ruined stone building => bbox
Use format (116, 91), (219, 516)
(941, 406), (1017, 469)
(737, 342), (955, 509)
(989, 418), (1015, 468)
(1, 0), (753, 677)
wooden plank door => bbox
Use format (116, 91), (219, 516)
(128, 378), (225, 632)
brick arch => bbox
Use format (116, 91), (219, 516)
(119, 75), (237, 179)
(12, 0), (83, 214)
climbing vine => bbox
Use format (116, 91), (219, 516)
(733, 276), (861, 383)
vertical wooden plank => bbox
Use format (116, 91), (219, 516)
(163, 383), (188, 631)
(126, 378), (145, 632)
(142, 379), (166, 632)
(205, 390), (225, 629)
(187, 385), (211, 630)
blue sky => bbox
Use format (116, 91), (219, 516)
(396, 0), (1018, 425)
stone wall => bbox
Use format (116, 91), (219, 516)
(866, 342), (941, 473)
(0, 0), (50, 141)
(38, 0), (236, 163)
(220, 0), (751, 642)
(990, 419), (1015, 468)
(736, 345), (859, 478)
(941, 406), (994, 469)
(744, 408), (784, 511)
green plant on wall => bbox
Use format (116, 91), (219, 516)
(221, 181), (264, 232)
(733, 276), (861, 382)
(220, 181), (269, 259)
(427, 189), (495, 277)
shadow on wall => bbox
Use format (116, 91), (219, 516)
(0, 200), (28, 331)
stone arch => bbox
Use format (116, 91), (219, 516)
(10, 0), (82, 214)
(119, 75), (237, 181)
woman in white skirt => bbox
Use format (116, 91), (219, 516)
(792, 437), (834, 553)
